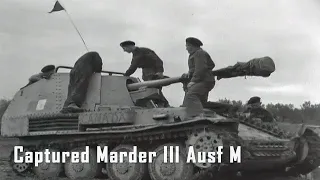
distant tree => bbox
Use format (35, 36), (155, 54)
(218, 98), (232, 105)
(218, 98), (243, 107)
(218, 98), (320, 125)
(0, 98), (11, 132)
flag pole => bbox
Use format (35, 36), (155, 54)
(64, 10), (89, 52)
(49, 0), (89, 52)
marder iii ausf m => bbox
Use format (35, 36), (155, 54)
(1, 65), (320, 180)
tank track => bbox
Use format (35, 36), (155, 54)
(189, 115), (320, 180)
(9, 123), (241, 179)
(7, 112), (319, 179)
(285, 128), (320, 176)
(237, 115), (320, 176)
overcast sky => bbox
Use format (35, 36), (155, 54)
(1, 0), (320, 107)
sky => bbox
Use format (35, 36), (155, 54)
(1, 0), (320, 108)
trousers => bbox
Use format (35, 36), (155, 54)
(63, 52), (102, 108)
(182, 81), (215, 117)
(63, 68), (93, 108)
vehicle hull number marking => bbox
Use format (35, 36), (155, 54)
(79, 111), (135, 124)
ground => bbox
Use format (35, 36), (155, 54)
(0, 137), (74, 180)
(0, 137), (32, 180)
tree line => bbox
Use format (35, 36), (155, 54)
(0, 99), (10, 131)
(218, 98), (320, 125)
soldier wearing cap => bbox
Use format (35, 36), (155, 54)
(244, 96), (275, 122)
(247, 96), (262, 107)
(28, 65), (56, 84)
(120, 40), (165, 81)
(21, 65), (56, 89)
(181, 37), (216, 118)
(120, 40), (169, 107)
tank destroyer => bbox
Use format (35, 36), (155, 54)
(1, 65), (320, 180)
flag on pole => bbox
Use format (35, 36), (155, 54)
(48, 0), (89, 51)
(48, 1), (65, 13)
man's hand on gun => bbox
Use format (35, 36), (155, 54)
(181, 72), (193, 92)
(181, 72), (190, 79)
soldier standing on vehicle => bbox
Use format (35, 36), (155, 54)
(61, 51), (103, 113)
(181, 37), (216, 119)
(120, 40), (169, 107)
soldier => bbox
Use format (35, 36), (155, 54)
(244, 96), (275, 122)
(120, 40), (169, 107)
(29, 65), (55, 83)
(181, 37), (216, 118)
(61, 51), (103, 113)
(21, 65), (56, 89)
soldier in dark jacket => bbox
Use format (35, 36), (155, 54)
(120, 40), (164, 81)
(61, 51), (103, 113)
(244, 96), (275, 122)
(120, 40), (169, 107)
(181, 37), (216, 118)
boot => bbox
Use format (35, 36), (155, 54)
(60, 103), (84, 113)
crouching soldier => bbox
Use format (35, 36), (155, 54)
(244, 96), (275, 122)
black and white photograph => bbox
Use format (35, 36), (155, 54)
(1, 0), (320, 179)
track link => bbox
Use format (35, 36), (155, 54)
(9, 123), (240, 179)
(285, 128), (320, 176)
(7, 111), (319, 179)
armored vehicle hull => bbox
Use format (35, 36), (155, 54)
(1, 66), (320, 180)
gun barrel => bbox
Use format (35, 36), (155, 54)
(127, 76), (182, 91)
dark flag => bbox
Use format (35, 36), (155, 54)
(48, 1), (65, 13)
(47, 0), (89, 51)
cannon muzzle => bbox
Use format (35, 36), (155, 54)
(127, 76), (183, 91)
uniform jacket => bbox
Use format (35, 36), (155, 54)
(188, 48), (215, 83)
(125, 47), (164, 81)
